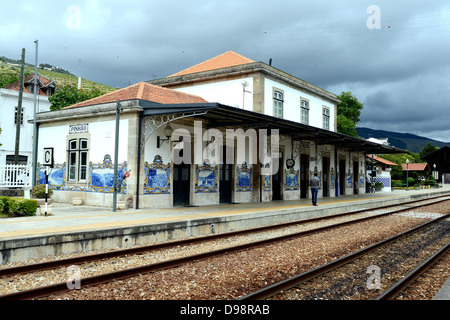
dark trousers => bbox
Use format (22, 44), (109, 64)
(311, 188), (318, 205)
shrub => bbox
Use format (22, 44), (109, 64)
(8, 198), (38, 217)
(31, 184), (53, 199)
(0, 197), (10, 214)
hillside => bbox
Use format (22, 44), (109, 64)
(357, 127), (450, 153)
(0, 56), (116, 92)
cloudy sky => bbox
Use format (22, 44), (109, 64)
(2, 0), (450, 142)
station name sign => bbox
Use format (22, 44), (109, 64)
(69, 124), (89, 134)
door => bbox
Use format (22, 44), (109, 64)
(173, 163), (190, 206)
(300, 154), (309, 198)
(339, 159), (346, 196)
(353, 161), (359, 194)
(323, 157), (329, 197)
(272, 152), (283, 200)
(220, 146), (232, 203)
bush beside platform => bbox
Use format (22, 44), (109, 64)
(0, 196), (38, 217)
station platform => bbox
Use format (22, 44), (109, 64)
(1, 186), (449, 299)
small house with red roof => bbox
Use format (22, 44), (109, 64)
(0, 74), (54, 166)
(366, 155), (397, 191)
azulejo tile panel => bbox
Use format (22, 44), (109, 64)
(90, 154), (128, 193)
(144, 155), (171, 195)
(37, 163), (66, 190)
(236, 162), (253, 192)
(195, 162), (218, 193)
(263, 163), (272, 192)
(285, 168), (299, 191)
(37, 154), (128, 194)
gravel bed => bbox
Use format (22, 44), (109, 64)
(38, 213), (434, 300)
(270, 218), (450, 300)
(396, 252), (450, 300)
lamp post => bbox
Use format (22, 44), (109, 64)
(406, 158), (409, 191)
(433, 164), (436, 189)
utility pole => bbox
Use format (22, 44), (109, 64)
(14, 48), (26, 165)
(32, 40), (39, 187)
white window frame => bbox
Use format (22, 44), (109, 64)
(273, 90), (284, 119)
(323, 107), (330, 130)
(300, 99), (309, 125)
(67, 136), (89, 182)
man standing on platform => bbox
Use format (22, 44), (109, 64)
(310, 172), (320, 206)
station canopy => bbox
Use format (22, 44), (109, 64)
(140, 101), (407, 154)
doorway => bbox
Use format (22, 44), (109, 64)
(339, 159), (346, 196)
(353, 161), (359, 194)
(272, 152), (283, 200)
(219, 146), (232, 203)
(322, 157), (329, 197)
(173, 163), (190, 206)
(300, 154), (309, 198)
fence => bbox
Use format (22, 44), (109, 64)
(0, 164), (32, 188)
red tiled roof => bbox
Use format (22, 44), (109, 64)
(169, 51), (255, 77)
(3, 74), (55, 96)
(401, 163), (430, 171)
(367, 155), (397, 166)
(64, 82), (208, 109)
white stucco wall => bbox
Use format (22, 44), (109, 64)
(37, 119), (129, 165)
(171, 77), (254, 111)
(264, 78), (336, 131)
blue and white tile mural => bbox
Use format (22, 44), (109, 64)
(284, 168), (299, 191)
(38, 163), (65, 190)
(263, 163), (271, 192)
(346, 169), (353, 188)
(195, 162), (218, 193)
(144, 155), (171, 194)
(330, 167), (335, 189)
(37, 154), (128, 194)
(359, 171), (365, 188)
(90, 155), (128, 193)
(236, 162), (252, 192)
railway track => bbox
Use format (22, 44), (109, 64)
(1, 195), (449, 300)
(238, 213), (450, 300)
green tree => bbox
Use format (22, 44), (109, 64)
(336, 91), (364, 137)
(419, 142), (439, 160)
(49, 84), (106, 111)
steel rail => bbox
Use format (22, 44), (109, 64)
(375, 242), (450, 300)
(238, 213), (450, 300)
(2, 195), (447, 278)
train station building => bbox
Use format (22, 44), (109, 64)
(35, 52), (404, 209)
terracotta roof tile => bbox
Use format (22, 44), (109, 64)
(367, 155), (397, 166)
(64, 82), (208, 109)
(3, 74), (55, 96)
(401, 163), (430, 171)
(169, 51), (255, 77)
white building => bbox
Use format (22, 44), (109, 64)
(33, 54), (403, 209)
(151, 51), (337, 132)
(0, 74), (54, 166)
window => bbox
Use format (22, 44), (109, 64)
(301, 99), (309, 125)
(68, 138), (89, 182)
(14, 107), (24, 125)
(323, 107), (330, 130)
(273, 91), (283, 118)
